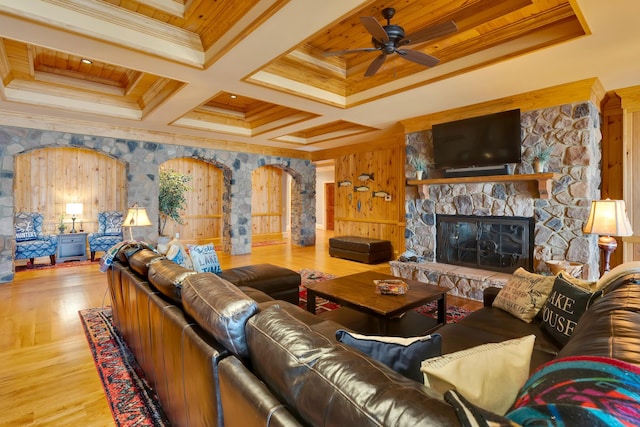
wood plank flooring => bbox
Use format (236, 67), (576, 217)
(1, 230), (481, 426)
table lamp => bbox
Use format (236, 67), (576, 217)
(583, 199), (633, 275)
(66, 202), (83, 233)
(123, 203), (152, 240)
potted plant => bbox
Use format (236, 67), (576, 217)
(410, 156), (428, 180)
(532, 144), (554, 173)
(158, 168), (192, 238)
(58, 214), (67, 234)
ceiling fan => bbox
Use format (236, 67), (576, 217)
(323, 7), (457, 77)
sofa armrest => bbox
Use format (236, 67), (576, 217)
(483, 286), (501, 307)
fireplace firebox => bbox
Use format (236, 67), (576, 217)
(436, 215), (534, 273)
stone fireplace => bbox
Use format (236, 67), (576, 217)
(393, 101), (603, 299)
(436, 214), (534, 273)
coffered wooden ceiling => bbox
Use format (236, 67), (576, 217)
(0, 0), (636, 156)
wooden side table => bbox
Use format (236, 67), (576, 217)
(56, 232), (88, 263)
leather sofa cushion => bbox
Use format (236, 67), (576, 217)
(455, 307), (561, 356)
(218, 356), (302, 427)
(148, 258), (196, 303)
(128, 248), (164, 277)
(246, 305), (460, 426)
(181, 272), (258, 361)
(558, 274), (640, 365)
(238, 286), (274, 303)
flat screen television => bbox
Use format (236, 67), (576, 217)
(432, 109), (522, 170)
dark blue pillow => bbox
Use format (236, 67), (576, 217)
(336, 330), (441, 382)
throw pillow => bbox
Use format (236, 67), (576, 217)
(444, 390), (516, 426)
(492, 267), (555, 323)
(507, 356), (640, 426)
(557, 271), (598, 292)
(421, 334), (535, 416)
(540, 272), (601, 346)
(102, 211), (123, 236)
(188, 243), (221, 274)
(166, 239), (194, 270)
(15, 215), (38, 241)
(336, 330), (441, 382)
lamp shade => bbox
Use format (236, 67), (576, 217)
(124, 206), (152, 227)
(66, 202), (83, 216)
(583, 199), (633, 237)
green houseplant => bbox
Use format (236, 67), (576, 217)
(158, 168), (192, 236)
(410, 156), (428, 179)
(532, 144), (554, 173)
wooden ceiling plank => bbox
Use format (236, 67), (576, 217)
(134, 0), (186, 18)
(26, 44), (35, 78)
(140, 79), (183, 116)
(0, 38), (14, 86)
(33, 64), (124, 88)
(124, 70), (145, 96)
(33, 70), (126, 96)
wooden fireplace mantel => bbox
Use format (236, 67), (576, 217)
(407, 172), (560, 199)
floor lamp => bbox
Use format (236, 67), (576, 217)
(123, 203), (152, 240)
(583, 199), (634, 275)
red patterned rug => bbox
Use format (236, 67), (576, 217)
(298, 269), (471, 323)
(16, 259), (98, 272)
(79, 308), (170, 427)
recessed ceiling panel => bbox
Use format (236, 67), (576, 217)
(173, 91), (319, 137)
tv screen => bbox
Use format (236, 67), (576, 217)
(432, 109), (522, 170)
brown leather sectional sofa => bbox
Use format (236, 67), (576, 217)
(107, 246), (640, 426)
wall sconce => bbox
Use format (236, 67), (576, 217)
(123, 203), (152, 240)
(66, 202), (83, 233)
(583, 199), (634, 275)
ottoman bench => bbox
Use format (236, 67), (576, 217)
(329, 236), (393, 264)
(217, 263), (301, 305)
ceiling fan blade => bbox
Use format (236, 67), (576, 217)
(401, 21), (458, 46)
(396, 49), (440, 67)
(323, 48), (379, 57)
(360, 16), (389, 43)
(364, 53), (387, 77)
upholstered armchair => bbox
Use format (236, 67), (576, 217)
(88, 211), (124, 261)
(14, 212), (58, 265)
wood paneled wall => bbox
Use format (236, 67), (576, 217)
(334, 142), (406, 256)
(160, 158), (223, 244)
(601, 93), (625, 268)
(251, 165), (283, 239)
(14, 147), (127, 232)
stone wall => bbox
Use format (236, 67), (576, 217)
(404, 102), (602, 281)
(0, 125), (316, 283)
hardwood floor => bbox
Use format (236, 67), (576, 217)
(1, 230), (481, 426)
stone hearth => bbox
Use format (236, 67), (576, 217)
(402, 101), (602, 292)
(436, 214), (534, 273)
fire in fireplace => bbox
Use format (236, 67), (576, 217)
(436, 215), (534, 273)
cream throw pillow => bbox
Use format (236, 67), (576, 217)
(492, 267), (555, 322)
(421, 335), (535, 416)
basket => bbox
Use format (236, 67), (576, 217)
(546, 260), (583, 277)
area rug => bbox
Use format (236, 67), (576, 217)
(298, 268), (471, 323)
(15, 258), (98, 272)
(79, 308), (170, 427)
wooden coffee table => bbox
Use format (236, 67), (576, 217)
(305, 271), (449, 337)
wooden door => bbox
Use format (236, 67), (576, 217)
(325, 182), (335, 231)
